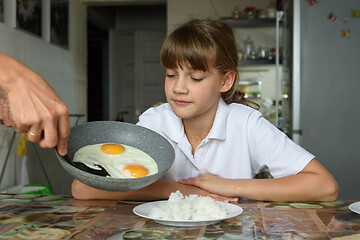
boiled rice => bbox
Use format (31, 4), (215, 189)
(149, 190), (227, 220)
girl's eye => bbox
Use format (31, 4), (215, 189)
(166, 74), (176, 78)
(191, 77), (204, 82)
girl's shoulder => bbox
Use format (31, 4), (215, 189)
(141, 103), (172, 117)
(226, 102), (262, 118)
(137, 103), (175, 128)
(137, 103), (182, 142)
(222, 102), (267, 132)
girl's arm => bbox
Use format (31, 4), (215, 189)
(179, 159), (339, 202)
(71, 179), (238, 202)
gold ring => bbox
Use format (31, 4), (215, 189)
(29, 131), (42, 137)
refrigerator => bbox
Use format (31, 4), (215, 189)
(293, 0), (360, 200)
(243, 0), (360, 199)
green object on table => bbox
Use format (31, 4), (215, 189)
(23, 184), (52, 195)
(2, 184), (52, 195)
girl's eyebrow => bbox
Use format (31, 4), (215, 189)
(191, 71), (207, 76)
(191, 69), (209, 75)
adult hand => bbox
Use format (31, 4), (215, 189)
(0, 53), (70, 156)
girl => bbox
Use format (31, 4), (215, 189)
(72, 19), (338, 202)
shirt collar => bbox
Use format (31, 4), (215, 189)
(207, 98), (229, 141)
(160, 98), (230, 143)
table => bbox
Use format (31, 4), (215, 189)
(0, 193), (359, 239)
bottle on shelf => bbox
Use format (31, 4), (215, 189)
(237, 42), (244, 60)
(243, 35), (254, 60)
(257, 45), (269, 59)
(232, 6), (241, 19)
(244, 6), (256, 19)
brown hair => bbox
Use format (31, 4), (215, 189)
(160, 18), (258, 108)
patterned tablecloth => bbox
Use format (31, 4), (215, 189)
(0, 193), (359, 239)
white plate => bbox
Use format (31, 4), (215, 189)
(349, 202), (360, 214)
(133, 200), (243, 227)
(118, 200), (146, 205)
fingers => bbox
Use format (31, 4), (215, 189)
(27, 117), (70, 156)
(1, 99), (28, 133)
(55, 113), (70, 156)
(22, 111), (70, 157)
(37, 118), (60, 150)
(1, 103), (26, 133)
(0, 100), (11, 127)
(212, 195), (238, 203)
(179, 174), (211, 185)
(0, 99), (4, 123)
(178, 177), (197, 186)
(27, 125), (43, 142)
(212, 194), (238, 203)
(39, 112), (70, 156)
(0, 105), (4, 125)
(6, 104), (70, 154)
(0, 98), (23, 132)
(8, 111), (21, 132)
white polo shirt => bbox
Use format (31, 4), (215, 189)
(137, 99), (314, 181)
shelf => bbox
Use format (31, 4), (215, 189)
(245, 93), (261, 99)
(220, 17), (278, 27)
(238, 69), (269, 73)
(239, 59), (281, 66)
(239, 80), (260, 86)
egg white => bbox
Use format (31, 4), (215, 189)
(73, 143), (158, 178)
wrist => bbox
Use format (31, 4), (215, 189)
(232, 179), (246, 198)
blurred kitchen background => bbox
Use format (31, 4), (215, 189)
(0, 0), (359, 199)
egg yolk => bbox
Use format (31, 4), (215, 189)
(123, 164), (149, 178)
(101, 143), (125, 155)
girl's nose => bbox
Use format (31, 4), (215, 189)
(173, 77), (188, 94)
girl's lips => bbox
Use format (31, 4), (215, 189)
(173, 99), (191, 106)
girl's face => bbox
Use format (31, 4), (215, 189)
(164, 64), (234, 121)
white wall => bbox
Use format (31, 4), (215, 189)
(0, 0), (87, 193)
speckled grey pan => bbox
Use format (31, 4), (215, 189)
(55, 121), (174, 192)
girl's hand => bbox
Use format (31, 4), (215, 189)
(179, 173), (238, 199)
(176, 183), (238, 203)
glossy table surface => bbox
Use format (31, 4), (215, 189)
(0, 193), (359, 239)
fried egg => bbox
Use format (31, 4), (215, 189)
(73, 143), (158, 178)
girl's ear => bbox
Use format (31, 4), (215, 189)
(220, 71), (235, 93)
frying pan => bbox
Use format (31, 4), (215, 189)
(55, 121), (174, 192)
